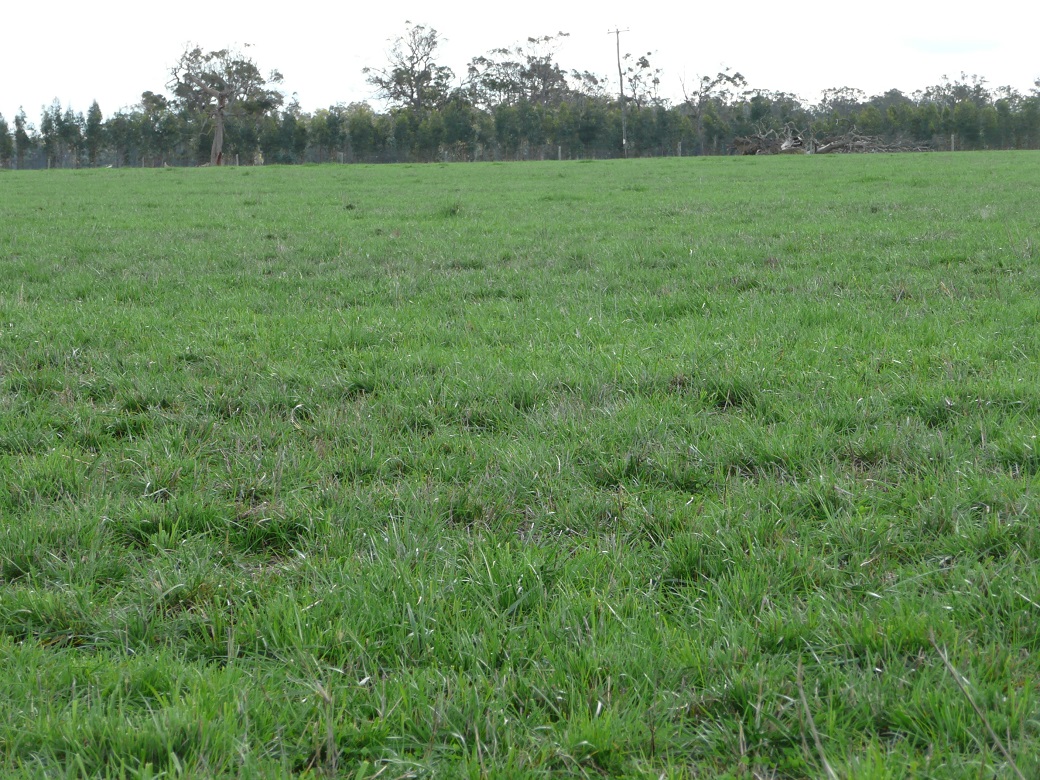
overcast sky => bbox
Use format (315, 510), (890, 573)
(4, 0), (1037, 123)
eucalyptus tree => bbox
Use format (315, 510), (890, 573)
(364, 23), (454, 113)
(170, 45), (284, 165)
(682, 69), (746, 154)
(623, 52), (663, 109)
(813, 86), (866, 134)
(465, 33), (572, 109)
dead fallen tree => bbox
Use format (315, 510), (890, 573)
(732, 128), (792, 155)
(733, 127), (931, 155)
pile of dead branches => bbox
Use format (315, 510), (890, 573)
(812, 132), (931, 154)
(732, 128), (802, 155)
(733, 126), (931, 155)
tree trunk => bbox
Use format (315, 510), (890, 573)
(210, 96), (227, 166)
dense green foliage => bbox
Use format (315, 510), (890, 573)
(3, 33), (1040, 168)
(1, 154), (1039, 778)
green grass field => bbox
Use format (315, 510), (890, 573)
(1, 154), (1039, 778)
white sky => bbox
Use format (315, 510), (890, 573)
(3, 0), (1037, 124)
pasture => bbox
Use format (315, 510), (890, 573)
(1, 153), (1039, 778)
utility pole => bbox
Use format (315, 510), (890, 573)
(608, 28), (629, 158)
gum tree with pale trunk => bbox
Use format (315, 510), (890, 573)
(170, 45), (283, 166)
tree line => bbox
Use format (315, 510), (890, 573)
(3, 25), (1040, 169)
